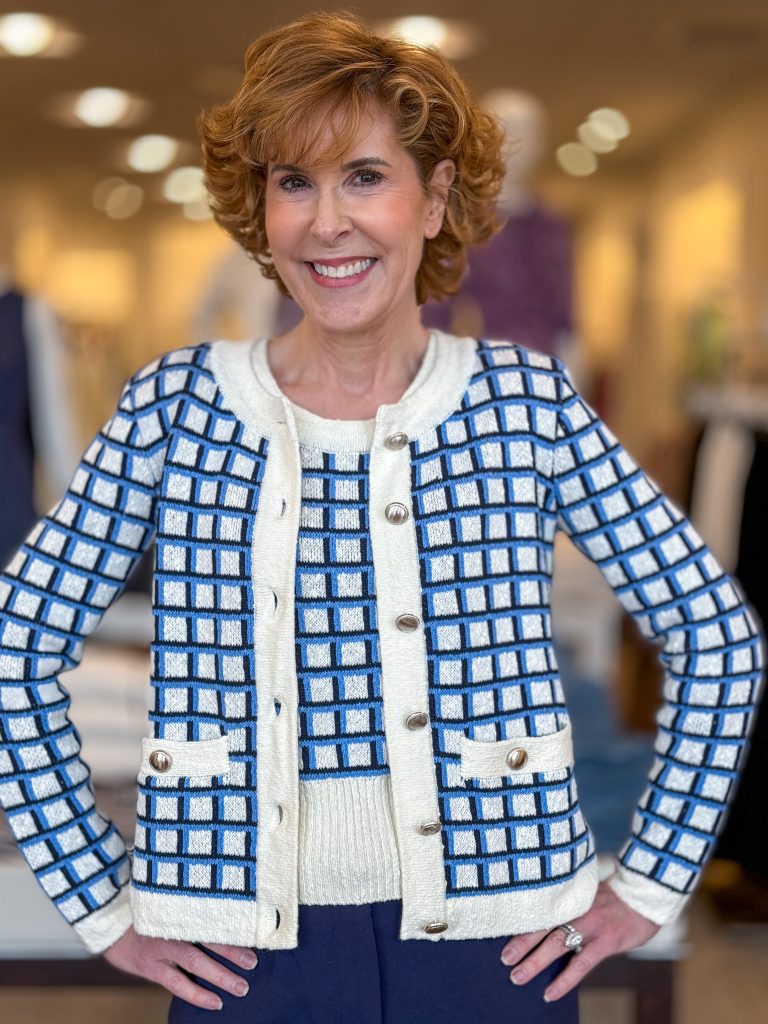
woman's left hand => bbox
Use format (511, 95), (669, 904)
(499, 881), (660, 1002)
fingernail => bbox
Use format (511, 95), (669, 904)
(235, 980), (249, 997)
(500, 947), (516, 965)
(510, 969), (526, 985)
(240, 952), (258, 970)
(207, 997), (223, 1011)
(543, 991), (555, 1003)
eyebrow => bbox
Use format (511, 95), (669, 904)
(270, 157), (391, 175)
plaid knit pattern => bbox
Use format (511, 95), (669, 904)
(295, 447), (388, 777)
(0, 336), (763, 940)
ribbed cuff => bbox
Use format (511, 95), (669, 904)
(73, 884), (133, 953)
(605, 860), (690, 925)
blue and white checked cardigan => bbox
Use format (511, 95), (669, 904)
(0, 331), (762, 954)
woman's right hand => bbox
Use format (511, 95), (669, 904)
(103, 925), (258, 1010)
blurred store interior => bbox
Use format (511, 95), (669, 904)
(1, 2), (768, 1022)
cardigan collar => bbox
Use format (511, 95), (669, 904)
(210, 330), (478, 454)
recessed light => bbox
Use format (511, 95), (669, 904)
(0, 12), (55, 56)
(163, 166), (206, 204)
(588, 108), (631, 142)
(556, 143), (598, 177)
(92, 177), (144, 219)
(127, 135), (179, 173)
(183, 200), (213, 222)
(577, 121), (618, 154)
(75, 88), (132, 127)
(374, 17), (483, 60)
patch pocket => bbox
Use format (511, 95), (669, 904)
(138, 735), (231, 780)
(459, 722), (573, 779)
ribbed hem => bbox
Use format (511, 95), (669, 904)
(298, 775), (402, 904)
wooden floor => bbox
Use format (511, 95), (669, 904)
(2, 893), (766, 1024)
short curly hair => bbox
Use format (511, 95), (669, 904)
(198, 11), (505, 304)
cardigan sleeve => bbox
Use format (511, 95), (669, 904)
(0, 374), (164, 952)
(551, 363), (765, 925)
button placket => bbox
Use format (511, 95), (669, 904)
(370, 413), (447, 939)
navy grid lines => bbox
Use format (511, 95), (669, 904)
(294, 447), (388, 777)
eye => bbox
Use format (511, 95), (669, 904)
(352, 168), (384, 187)
(279, 175), (309, 194)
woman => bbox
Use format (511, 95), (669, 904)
(0, 12), (763, 1023)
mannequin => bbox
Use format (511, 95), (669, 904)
(0, 217), (79, 565)
(423, 89), (573, 356)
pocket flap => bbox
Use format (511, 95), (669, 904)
(460, 722), (573, 778)
(139, 735), (230, 778)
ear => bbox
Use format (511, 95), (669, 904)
(424, 159), (456, 239)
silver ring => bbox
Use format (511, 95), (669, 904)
(557, 923), (584, 953)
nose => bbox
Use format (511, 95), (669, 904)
(310, 188), (352, 245)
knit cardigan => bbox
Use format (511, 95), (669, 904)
(0, 332), (762, 955)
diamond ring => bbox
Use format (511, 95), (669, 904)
(557, 922), (584, 953)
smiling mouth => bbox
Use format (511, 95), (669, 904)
(309, 257), (376, 280)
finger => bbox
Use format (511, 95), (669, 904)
(507, 928), (577, 985)
(154, 961), (225, 1011)
(500, 928), (548, 967)
(203, 942), (259, 970)
(175, 944), (251, 999)
(543, 941), (608, 1002)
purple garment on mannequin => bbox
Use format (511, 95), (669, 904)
(422, 202), (572, 355)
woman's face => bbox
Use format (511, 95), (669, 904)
(265, 108), (453, 340)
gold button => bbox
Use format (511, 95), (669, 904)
(506, 747), (528, 770)
(385, 432), (409, 451)
(396, 613), (420, 632)
(384, 502), (409, 525)
(419, 821), (441, 836)
(424, 921), (448, 934)
(406, 711), (429, 730)
(149, 750), (172, 773)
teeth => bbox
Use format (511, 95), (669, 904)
(311, 258), (374, 279)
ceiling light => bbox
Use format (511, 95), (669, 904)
(163, 166), (206, 204)
(0, 12), (55, 56)
(588, 108), (631, 142)
(92, 177), (144, 219)
(74, 88), (132, 127)
(556, 143), (598, 177)
(374, 17), (483, 60)
(127, 134), (179, 173)
(577, 121), (617, 154)
(183, 200), (213, 222)
(104, 183), (144, 220)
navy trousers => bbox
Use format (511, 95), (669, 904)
(169, 901), (578, 1023)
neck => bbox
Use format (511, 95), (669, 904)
(268, 308), (430, 418)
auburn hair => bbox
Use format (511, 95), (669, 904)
(199, 11), (505, 303)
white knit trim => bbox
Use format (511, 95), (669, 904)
(131, 887), (265, 947)
(297, 776), (401, 905)
(368, 407), (449, 935)
(73, 885), (133, 953)
(209, 331), (478, 454)
(605, 861), (690, 926)
(430, 859), (599, 942)
(139, 735), (230, 778)
(460, 722), (573, 778)
(248, 402), (304, 948)
(128, 859), (598, 948)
